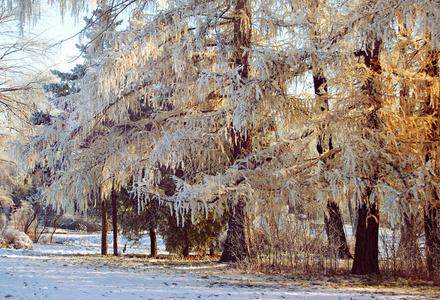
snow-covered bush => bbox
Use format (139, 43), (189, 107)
(0, 228), (33, 250)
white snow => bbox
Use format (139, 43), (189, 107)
(0, 233), (436, 299)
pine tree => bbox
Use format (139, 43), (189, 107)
(158, 208), (227, 257)
(117, 187), (166, 258)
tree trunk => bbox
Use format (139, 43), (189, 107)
(183, 245), (190, 258)
(397, 213), (422, 273)
(220, 197), (252, 262)
(233, 0), (251, 80)
(183, 232), (190, 258)
(424, 197), (440, 283)
(149, 227), (158, 258)
(101, 198), (108, 256)
(350, 37), (382, 275)
(112, 190), (118, 256)
(351, 202), (379, 275)
(23, 209), (38, 235)
(422, 46), (440, 284)
(49, 227), (57, 244)
(220, 0), (254, 263)
(220, 126), (254, 262)
(313, 62), (351, 260)
(49, 210), (63, 244)
(33, 217), (48, 243)
(324, 201), (353, 259)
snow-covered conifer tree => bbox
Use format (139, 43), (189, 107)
(12, 0), (440, 275)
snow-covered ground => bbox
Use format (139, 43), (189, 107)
(0, 232), (438, 299)
(37, 231), (167, 256)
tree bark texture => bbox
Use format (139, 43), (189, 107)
(101, 198), (108, 256)
(424, 196), (440, 283)
(220, 197), (253, 262)
(324, 201), (353, 259)
(351, 202), (379, 274)
(149, 227), (158, 258)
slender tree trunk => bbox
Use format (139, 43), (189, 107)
(112, 190), (118, 256)
(324, 201), (353, 259)
(313, 61), (352, 260)
(23, 210), (38, 235)
(101, 197), (108, 256)
(351, 201), (379, 274)
(33, 218), (48, 243)
(49, 226), (58, 244)
(220, 0), (254, 262)
(149, 227), (158, 258)
(49, 211), (62, 244)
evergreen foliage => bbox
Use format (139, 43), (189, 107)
(41, 64), (86, 111)
(117, 187), (164, 244)
(10, 179), (37, 208)
(158, 208), (227, 257)
(30, 111), (52, 126)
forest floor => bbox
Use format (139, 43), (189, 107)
(0, 232), (439, 299)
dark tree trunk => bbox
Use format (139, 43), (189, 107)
(220, 128), (254, 262)
(313, 66), (328, 113)
(183, 232), (190, 258)
(101, 198), (108, 256)
(233, 0), (251, 80)
(23, 209), (38, 235)
(49, 227), (57, 244)
(424, 198), (440, 283)
(351, 202), (379, 275)
(220, 197), (252, 262)
(112, 190), (118, 256)
(220, 0), (254, 263)
(350, 37), (382, 275)
(149, 227), (158, 258)
(324, 201), (353, 259)
(183, 245), (190, 258)
(313, 64), (351, 260)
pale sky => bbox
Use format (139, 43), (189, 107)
(33, 5), (86, 72)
